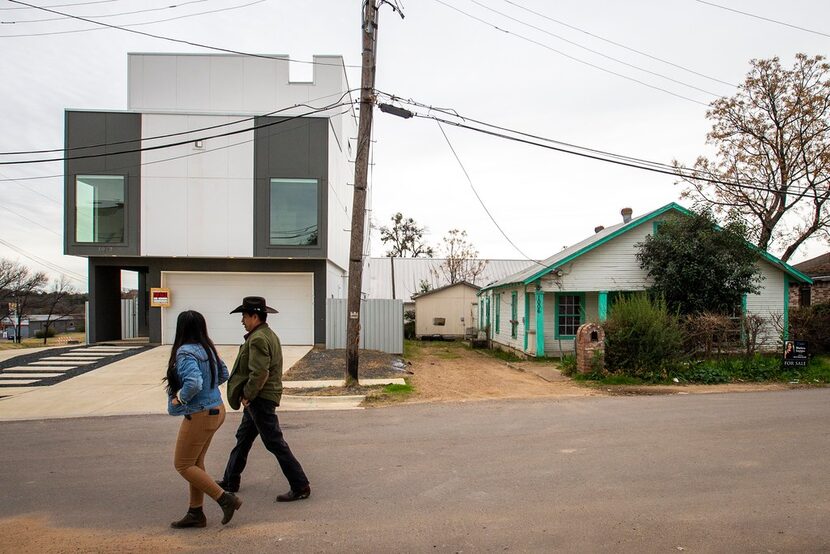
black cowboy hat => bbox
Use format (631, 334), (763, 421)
(229, 296), (279, 314)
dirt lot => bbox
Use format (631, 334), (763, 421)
(289, 341), (801, 405)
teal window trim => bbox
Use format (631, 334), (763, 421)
(598, 291), (608, 322)
(511, 291), (518, 339)
(495, 294), (501, 334)
(486, 296), (491, 334)
(554, 292), (585, 339)
(783, 275), (790, 341)
(535, 289), (545, 357)
(523, 290), (529, 351)
(652, 220), (664, 236)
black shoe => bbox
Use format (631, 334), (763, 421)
(215, 479), (239, 493)
(216, 491), (242, 525)
(276, 485), (311, 502)
(170, 508), (206, 529)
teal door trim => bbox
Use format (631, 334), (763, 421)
(523, 289), (529, 351)
(486, 296), (491, 337)
(535, 289), (545, 357)
(598, 291), (609, 322)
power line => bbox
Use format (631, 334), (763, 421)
(0, 100), (355, 165)
(470, 0), (723, 97)
(0, 237), (86, 283)
(504, 0), (736, 88)
(696, 0), (830, 39)
(432, 0), (710, 107)
(436, 121), (547, 268)
(0, 0), (121, 10)
(5, 0), (362, 69)
(0, 89), (357, 156)
(1, 0), (209, 23)
(376, 95), (828, 200)
(0, 170), (60, 204)
(1, 0), (267, 38)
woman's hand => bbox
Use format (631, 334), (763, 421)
(171, 396), (181, 406)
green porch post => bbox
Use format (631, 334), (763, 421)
(523, 290), (529, 351)
(783, 276), (790, 341)
(486, 297), (491, 337)
(535, 289), (545, 357)
(598, 291), (608, 322)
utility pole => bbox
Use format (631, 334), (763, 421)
(345, 0), (380, 387)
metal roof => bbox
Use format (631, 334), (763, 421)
(364, 257), (532, 302)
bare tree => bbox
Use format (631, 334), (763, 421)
(434, 229), (488, 285)
(6, 265), (47, 343)
(675, 54), (830, 261)
(379, 212), (434, 257)
(36, 276), (77, 345)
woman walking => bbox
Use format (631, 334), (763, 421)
(165, 310), (242, 528)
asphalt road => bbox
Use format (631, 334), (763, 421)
(1, 390), (829, 553)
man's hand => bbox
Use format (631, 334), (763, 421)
(241, 397), (250, 408)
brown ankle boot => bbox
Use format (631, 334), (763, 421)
(216, 492), (242, 525)
(170, 507), (206, 529)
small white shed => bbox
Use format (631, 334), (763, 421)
(413, 281), (481, 339)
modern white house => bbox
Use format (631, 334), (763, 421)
(64, 53), (358, 345)
(478, 204), (813, 358)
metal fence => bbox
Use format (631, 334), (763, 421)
(326, 299), (403, 354)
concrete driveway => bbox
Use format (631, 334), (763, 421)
(0, 344), (312, 421)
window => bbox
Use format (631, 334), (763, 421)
(799, 286), (811, 307)
(495, 294), (501, 334)
(555, 293), (584, 338)
(269, 178), (318, 246)
(433, 317), (446, 326)
(75, 175), (125, 244)
(511, 291), (518, 338)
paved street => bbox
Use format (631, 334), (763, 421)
(1, 389), (829, 552)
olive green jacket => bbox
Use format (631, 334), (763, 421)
(226, 323), (283, 410)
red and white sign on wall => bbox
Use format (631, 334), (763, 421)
(150, 288), (171, 308)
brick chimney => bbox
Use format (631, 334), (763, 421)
(594, 225), (605, 233)
(621, 207), (633, 223)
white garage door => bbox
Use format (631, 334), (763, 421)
(161, 272), (314, 345)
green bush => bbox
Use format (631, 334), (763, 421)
(35, 327), (57, 339)
(604, 293), (683, 380)
(559, 354), (577, 376)
(789, 302), (830, 355)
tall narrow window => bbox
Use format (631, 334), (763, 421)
(75, 175), (125, 244)
(556, 294), (583, 338)
(511, 291), (518, 338)
(269, 178), (318, 246)
(495, 294), (501, 334)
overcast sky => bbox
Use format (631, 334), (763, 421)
(1, 0), (829, 292)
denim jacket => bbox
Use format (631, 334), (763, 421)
(167, 343), (229, 416)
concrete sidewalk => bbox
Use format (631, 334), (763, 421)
(0, 344), (375, 421)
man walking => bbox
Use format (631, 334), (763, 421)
(218, 296), (311, 502)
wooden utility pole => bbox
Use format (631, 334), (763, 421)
(345, 0), (380, 387)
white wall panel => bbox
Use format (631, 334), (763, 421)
(747, 262), (785, 347)
(177, 56), (211, 112)
(142, 114), (254, 257)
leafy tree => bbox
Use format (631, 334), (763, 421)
(35, 276), (77, 345)
(675, 54), (830, 261)
(434, 229), (487, 285)
(636, 210), (763, 315)
(379, 212), (434, 257)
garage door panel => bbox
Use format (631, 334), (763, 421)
(162, 272), (313, 345)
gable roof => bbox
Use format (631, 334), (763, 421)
(412, 281), (480, 300)
(483, 203), (812, 291)
(793, 252), (830, 279)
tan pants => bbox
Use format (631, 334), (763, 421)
(174, 404), (226, 508)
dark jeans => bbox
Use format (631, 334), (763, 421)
(222, 397), (309, 491)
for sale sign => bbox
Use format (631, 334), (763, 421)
(150, 288), (171, 308)
(782, 340), (808, 368)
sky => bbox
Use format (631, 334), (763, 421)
(1, 0), (829, 292)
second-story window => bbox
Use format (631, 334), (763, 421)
(75, 175), (125, 244)
(269, 178), (319, 246)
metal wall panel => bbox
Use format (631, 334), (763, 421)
(326, 299), (403, 354)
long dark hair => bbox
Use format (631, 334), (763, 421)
(164, 310), (221, 397)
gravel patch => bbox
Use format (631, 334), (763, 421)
(285, 348), (412, 381)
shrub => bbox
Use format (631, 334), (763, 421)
(681, 312), (739, 356)
(789, 302), (830, 355)
(35, 327), (57, 339)
(559, 354), (577, 376)
(604, 293), (683, 380)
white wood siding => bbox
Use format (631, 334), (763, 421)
(746, 261), (786, 347)
(141, 114), (254, 257)
(540, 223), (655, 293)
